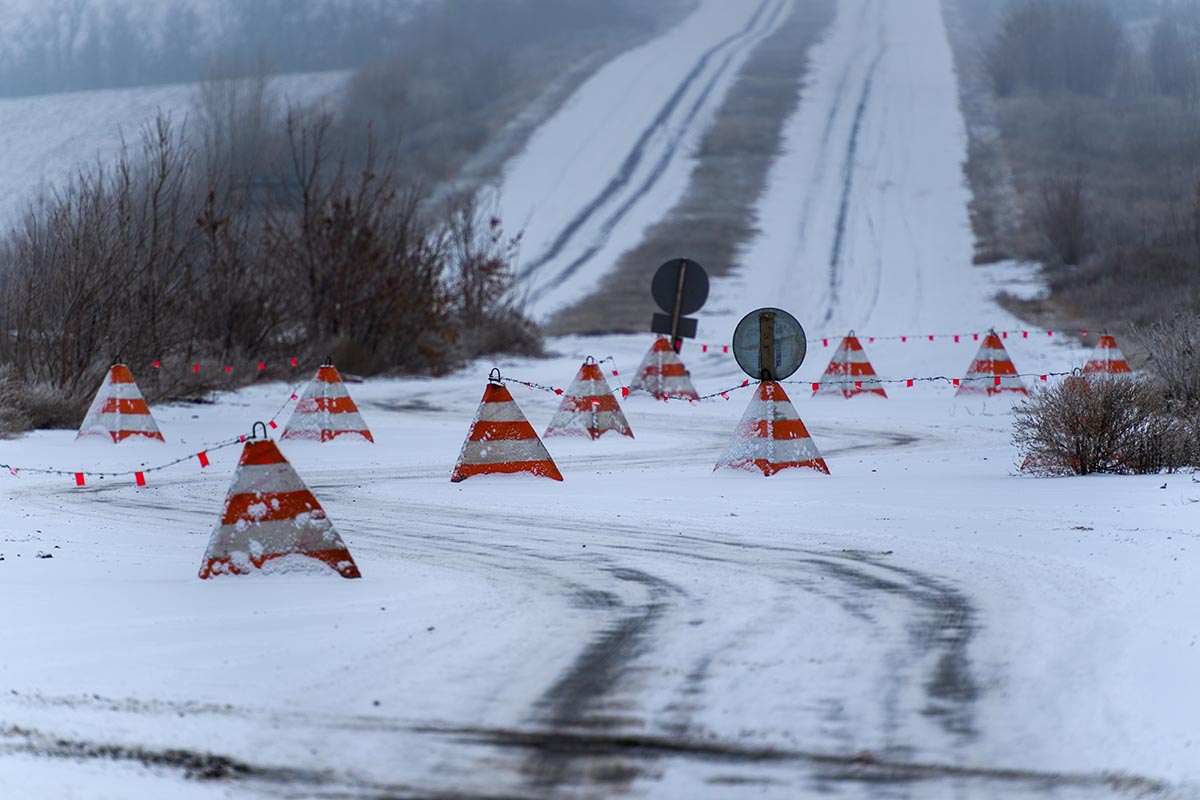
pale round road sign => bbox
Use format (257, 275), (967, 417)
(651, 258), (709, 316)
(732, 307), (806, 381)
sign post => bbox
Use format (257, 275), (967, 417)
(650, 258), (709, 353)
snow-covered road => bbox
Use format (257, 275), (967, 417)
(716, 0), (988, 336)
(495, 0), (793, 317)
(2, 0), (1198, 798)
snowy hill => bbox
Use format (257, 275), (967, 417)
(0, 71), (346, 230)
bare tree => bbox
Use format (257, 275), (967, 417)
(1151, 5), (1200, 108)
(1036, 169), (1089, 265)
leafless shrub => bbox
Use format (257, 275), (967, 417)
(445, 196), (541, 359)
(1014, 374), (1196, 476)
(1036, 169), (1089, 265)
(1048, 248), (1200, 330)
(0, 366), (31, 436)
(987, 0), (1123, 98)
(0, 106), (541, 432)
(1135, 313), (1200, 414)
(1151, 5), (1200, 108)
(20, 381), (87, 432)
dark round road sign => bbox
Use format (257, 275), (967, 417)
(732, 307), (806, 381)
(651, 258), (709, 316)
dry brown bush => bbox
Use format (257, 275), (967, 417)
(1135, 313), (1200, 414)
(0, 366), (31, 436)
(1013, 374), (1196, 476)
(0, 109), (540, 431)
(1036, 170), (1089, 265)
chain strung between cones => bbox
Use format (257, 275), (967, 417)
(687, 327), (1116, 353)
(0, 434), (248, 482)
(494, 370), (1084, 404)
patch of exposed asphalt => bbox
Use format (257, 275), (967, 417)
(517, 566), (686, 796)
(0, 723), (535, 800)
(519, 0), (779, 297)
(546, 0), (836, 336)
(1, 714), (1170, 799)
(799, 551), (980, 741)
(418, 724), (1167, 796)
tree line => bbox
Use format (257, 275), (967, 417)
(987, 0), (1200, 104)
(0, 0), (410, 97)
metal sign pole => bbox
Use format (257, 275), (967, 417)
(759, 311), (776, 381)
(670, 259), (688, 352)
(731, 307), (806, 384)
(650, 258), (707, 348)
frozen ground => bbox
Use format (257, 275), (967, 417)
(2, 0), (1198, 797)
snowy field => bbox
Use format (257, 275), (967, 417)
(0, 71), (347, 231)
(2, 0), (1199, 797)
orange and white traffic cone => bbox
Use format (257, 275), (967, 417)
(544, 357), (633, 440)
(813, 331), (887, 398)
(1082, 334), (1132, 375)
(452, 371), (564, 481)
(956, 330), (1027, 396)
(715, 381), (829, 476)
(281, 361), (374, 442)
(629, 337), (699, 400)
(77, 364), (165, 443)
(199, 425), (361, 579)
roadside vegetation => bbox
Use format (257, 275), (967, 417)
(0, 0), (692, 434)
(949, 0), (1200, 474)
(0, 109), (538, 432)
(954, 0), (1200, 331)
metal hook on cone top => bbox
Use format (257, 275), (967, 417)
(251, 421), (268, 440)
(848, 330), (855, 337)
(488, 367), (503, 385)
(584, 356), (596, 365)
(322, 356), (333, 367)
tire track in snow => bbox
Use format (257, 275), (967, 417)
(823, 44), (886, 326)
(518, 0), (785, 301)
(519, 566), (687, 796)
(794, 552), (978, 742)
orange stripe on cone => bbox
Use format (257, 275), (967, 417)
(453, 381), (563, 481)
(469, 420), (540, 441)
(202, 548), (359, 578)
(99, 398), (152, 415)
